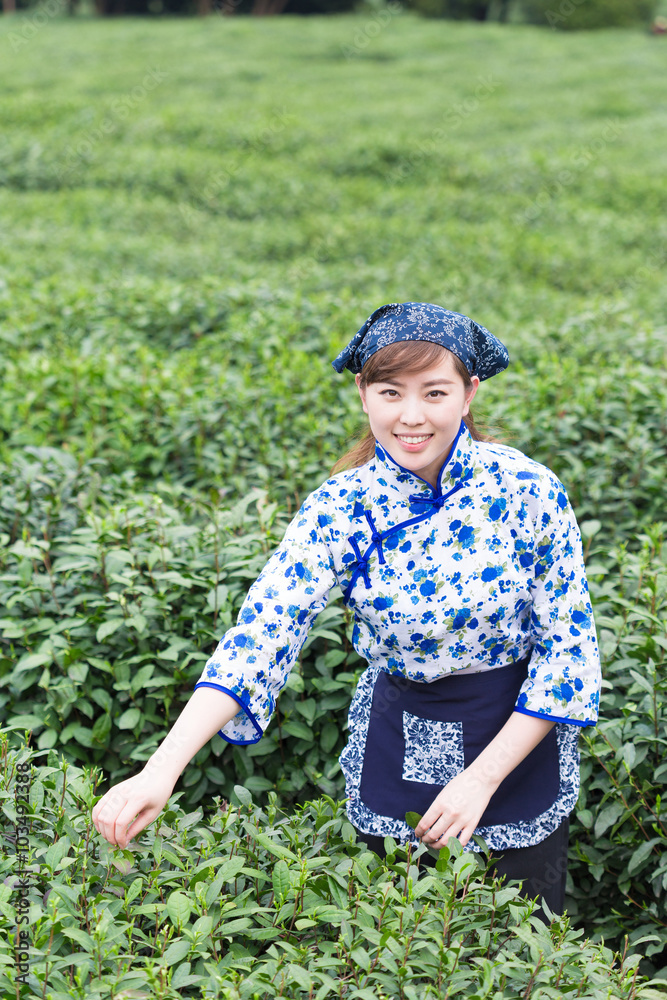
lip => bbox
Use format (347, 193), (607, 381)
(393, 433), (433, 452)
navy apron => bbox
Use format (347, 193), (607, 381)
(359, 657), (560, 826)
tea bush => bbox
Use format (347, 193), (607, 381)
(2, 738), (665, 999)
(0, 454), (358, 805)
(1, 290), (665, 545)
(569, 526), (667, 968)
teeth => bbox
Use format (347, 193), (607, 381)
(396, 435), (431, 444)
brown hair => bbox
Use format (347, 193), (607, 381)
(332, 340), (492, 474)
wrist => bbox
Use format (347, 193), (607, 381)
(143, 735), (190, 785)
(465, 755), (503, 794)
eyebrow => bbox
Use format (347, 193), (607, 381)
(377, 378), (455, 387)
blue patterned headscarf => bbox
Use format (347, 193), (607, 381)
(331, 302), (509, 381)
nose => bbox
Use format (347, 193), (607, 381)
(398, 395), (426, 426)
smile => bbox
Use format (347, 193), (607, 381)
(395, 434), (433, 446)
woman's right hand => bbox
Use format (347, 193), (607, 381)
(92, 768), (176, 849)
(91, 687), (240, 849)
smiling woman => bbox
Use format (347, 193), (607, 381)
(92, 300), (601, 923)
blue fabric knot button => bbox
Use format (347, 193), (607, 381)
(408, 482), (464, 510)
(344, 483), (466, 602)
(410, 493), (446, 509)
(370, 531), (384, 559)
(348, 536), (372, 589)
(364, 510), (386, 564)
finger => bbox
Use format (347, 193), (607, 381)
(109, 800), (145, 849)
(92, 792), (112, 825)
(99, 813), (125, 847)
(93, 799), (116, 836)
(95, 793), (131, 846)
(123, 805), (160, 847)
(94, 803), (113, 844)
(457, 824), (476, 848)
(415, 803), (446, 839)
(420, 813), (455, 845)
(93, 786), (126, 823)
(431, 821), (466, 847)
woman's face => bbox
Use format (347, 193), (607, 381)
(356, 352), (479, 488)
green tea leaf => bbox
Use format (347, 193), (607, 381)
(166, 890), (192, 927)
(628, 838), (660, 876)
(92, 714), (111, 743)
(163, 938), (191, 964)
(62, 927), (94, 950)
(286, 965), (312, 990)
(249, 830), (299, 862)
(272, 859), (290, 902)
(117, 708), (142, 730)
(96, 619), (125, 642)
(126, 878), (144, 905)
(233, 784), (253, 806)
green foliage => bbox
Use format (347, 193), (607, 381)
(0, 283), (357, 502)
(0, 457), (357, 806)
(1, 739), (663, 999)
(520, 0), (657, 30)
(569, 527), (667, 967)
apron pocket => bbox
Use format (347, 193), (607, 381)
(402, 713), (464, 786)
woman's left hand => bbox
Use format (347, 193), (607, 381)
(414, 768), (495, 849)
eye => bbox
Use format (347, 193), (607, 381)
(427, 390), (447, 398)
(379, 389), (400, 397)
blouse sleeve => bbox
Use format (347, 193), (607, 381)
(514, 477), (601, 727)
(194, 499), (337, 745)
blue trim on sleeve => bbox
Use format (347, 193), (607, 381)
(193, 682), (264, 745)
(514, 705), (597, 728)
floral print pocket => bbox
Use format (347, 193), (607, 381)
(402, 712), (465, 786)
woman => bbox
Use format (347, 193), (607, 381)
(93, 302), (601, 917)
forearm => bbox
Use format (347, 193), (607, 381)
(465, 711), (555, 794)
(143, 687), (240, 785)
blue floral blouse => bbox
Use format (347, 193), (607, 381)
(196, 421), (601, 849)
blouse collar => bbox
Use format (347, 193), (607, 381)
(373, 420), (476, 505)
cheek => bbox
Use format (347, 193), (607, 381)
(364, 398), (384, 423)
